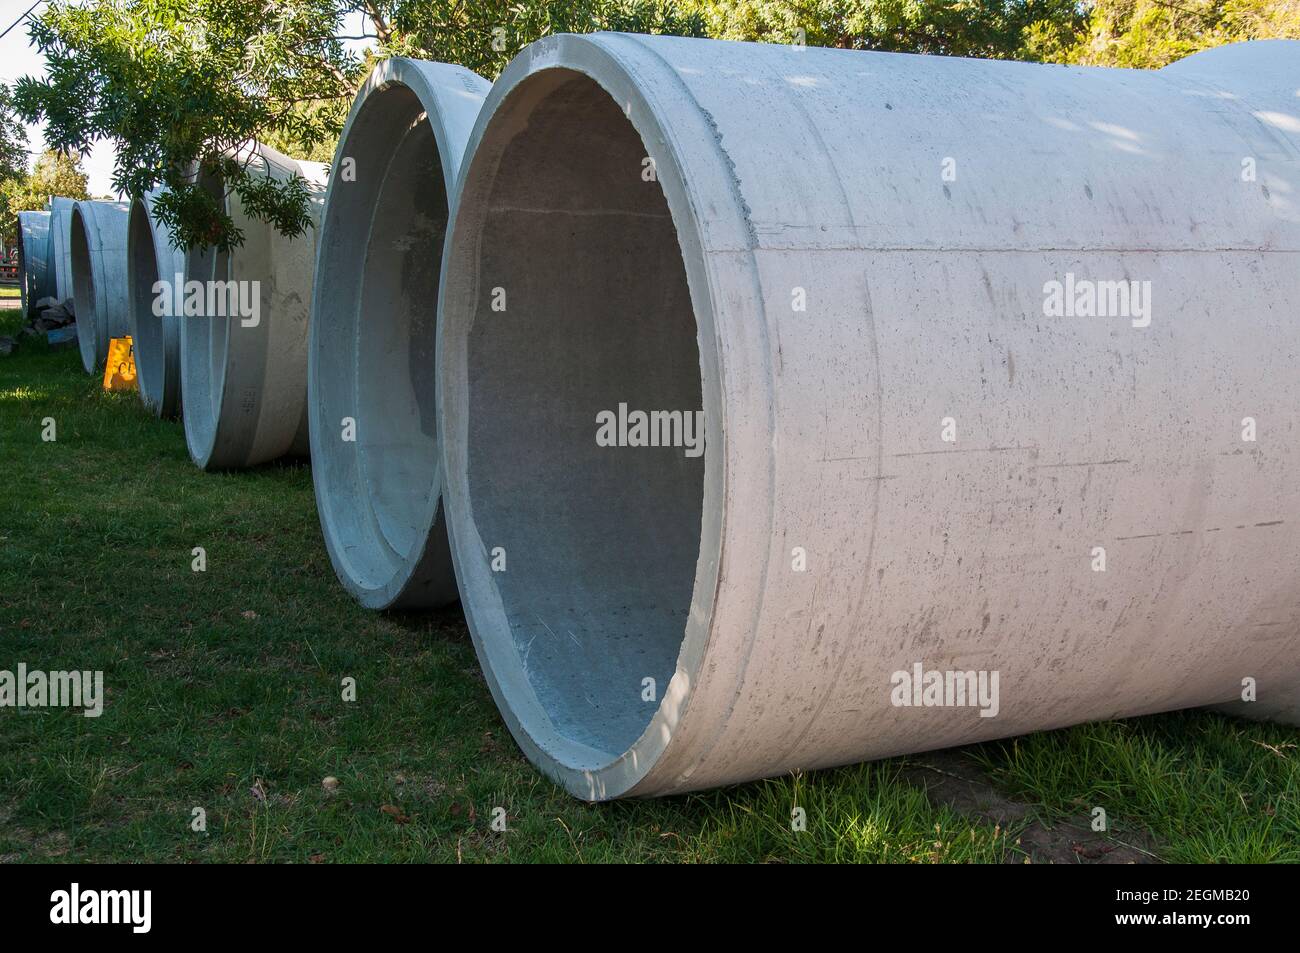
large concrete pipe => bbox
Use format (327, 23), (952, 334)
(126, 191), (185, 417)
(17, 210), (51, 313)
(70, 199), (130, 373)
(436, 35), (1300, 800)
(47, 196), (75, 301)
(310, 58), (489, 609)
(180, 144), (326, 470)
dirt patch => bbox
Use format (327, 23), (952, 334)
(900, 748), (1160, 864)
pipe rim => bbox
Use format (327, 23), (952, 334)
(16, 213), (29, 313)
(437, 34), (757, 799)
(69, 203), (104, 373)
(15, 224), (24, 312)
(47, 197), (75, 302)
(179, 163), (227, 469)
(126, 194), (180, 417)
(16, 210), (46, 313)
(310, 57), (484, 609)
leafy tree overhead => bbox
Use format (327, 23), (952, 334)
(1068, 0), (1300, 67)
(14, 0), (363, 252)
(11, 0), (1298, 251)
(691, 0), (1089, 60)
(376, 0), (706, 76)
(0, 84), (29, 184)
(0, 148), (91, 247)
(13, 0), (705, 252)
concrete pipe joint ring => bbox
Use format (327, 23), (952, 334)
(180, 143), (327, 470)
(70, 200), (131, 374)
(309, 58), (490, 610)
(437, 34), (1300, 800)
(127, 190), (187, 418)
(47, 196), (76, 304)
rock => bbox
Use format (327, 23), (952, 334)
(0, 336), (15, 356)
(322, 776), (340, 792)
(36, 305), (73, 326)
(45, 326), (76, 349)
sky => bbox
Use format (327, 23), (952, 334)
(0, 0), (119, 195)
(0, 1), (374, 196)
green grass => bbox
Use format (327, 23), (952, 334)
(0, 306), (1296, 863)
(972, 714), (1300, 862)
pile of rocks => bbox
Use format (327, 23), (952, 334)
(1, 296), (78, 355)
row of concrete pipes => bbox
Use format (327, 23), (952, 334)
(21, 35), (1300, 800)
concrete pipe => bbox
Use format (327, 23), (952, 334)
(437, 35), (1300, 800)
(180, 144), (326, 470)
(47, 196), (76, 302)
(126, 191), (185, 418)
(70, 199), (131, 374)
(17, 210), (51, 313)
(310, 58), (489, 609)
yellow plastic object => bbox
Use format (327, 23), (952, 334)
(103, 336), (137, 392)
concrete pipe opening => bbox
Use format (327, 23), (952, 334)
(440, 53), (718, 798)
(17, 210), (50, 314)
(127, 194), (184, 418)
(47, 197), (75, 303)
(180, 144), (325, 470)
(70, 200), (130, 374)
(69, 207), (98, 372)
(443, 35), (1300, 801)
(310, 59), (488, 609)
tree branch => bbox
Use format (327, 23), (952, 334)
(360, 1), (391, 44)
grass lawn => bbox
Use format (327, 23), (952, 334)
(1, 302), (1297, 863)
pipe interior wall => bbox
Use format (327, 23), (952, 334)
(126, 191), (185, 418)
(309, 58), (489, 609)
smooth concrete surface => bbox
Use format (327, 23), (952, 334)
(309, 58), (489, 609)
(180, 143), (326, 470)
(127, 191), (185, 418)
(47, 196), (76, 302)
(437, 35), (1300, 799)
(1164, 41), (1300, 731)
(17, 210), (51, 312)
(70, 199), (131, 373)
